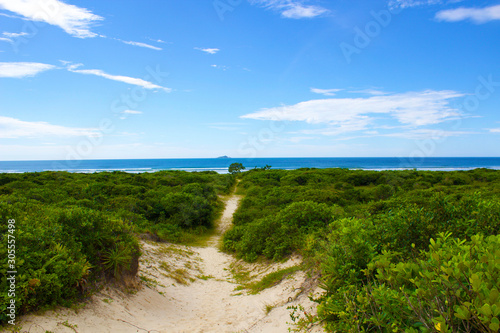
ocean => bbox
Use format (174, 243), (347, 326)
(0, 157), (499, 174)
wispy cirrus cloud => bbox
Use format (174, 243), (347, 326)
(301, 118), (373, 136)
(0, 116), (97, 138)
(3, 32), (29, 38)
(120, 40), (162, 50)
(0, 32), (30, 44)
(490, 128), (500, 133)
(148, 38), (167, 44)
(250, 0), (329, 19)
(383, 129), (472, 140)
(195, 47), (220, 54)
(67, 65), (171, 92)
(0, 0), (103, 38)
(0, 12), (18, 19)
(211, 64), (229, 71)
(389, 0), (463, 9)
(119, 110), (143, 120)
(310, 88), (342, 96)
(242, 90), (465, 136)
(332, 128), (473, 141)
(0, 62), (55, 78)
(122, 40), (162, 50)
(436, 4), (500, 24)
(349, 89), (389, 96)
(122, 110), (143, 115)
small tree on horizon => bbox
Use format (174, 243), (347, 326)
(228, 163), (245, 175)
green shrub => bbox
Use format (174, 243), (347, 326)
(319, 233), (500, 332)
(0, 203), (138, 323)
(224, 201), (337, 261)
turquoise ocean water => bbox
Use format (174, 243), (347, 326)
(0, 157), (499, 174)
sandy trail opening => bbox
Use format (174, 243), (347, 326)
(13, 192), (323, 333)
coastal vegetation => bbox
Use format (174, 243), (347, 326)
(0, 170), (234, 323)
(1, 167), (500, 331)
(224, 167), (500, 331)
(228, 162), (246, 175)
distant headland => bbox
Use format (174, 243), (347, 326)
(217, 155), (230, 159)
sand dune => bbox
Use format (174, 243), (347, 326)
(13, 195), (324, 333)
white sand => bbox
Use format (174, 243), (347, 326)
(11, 194), (324, 333)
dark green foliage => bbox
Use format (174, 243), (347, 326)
(1, 167), (499, 329)
(0, 202), (138, 322)
(223, 167), (500, 331)
(0, 170), (234, 241)
(0, 170), (233, 324)
(228, 163), (245, 174)
(319, 233), (500, 332)
(224, 201), (338, 261)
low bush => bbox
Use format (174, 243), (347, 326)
(0, 202), (138, 322)
(318, 233), (500, 332)
(224, 201), (338, 261)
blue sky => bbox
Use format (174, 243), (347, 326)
(0, 0), (499, 160)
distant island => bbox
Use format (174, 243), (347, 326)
(217, 155), (230, 159)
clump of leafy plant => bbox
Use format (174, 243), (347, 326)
(318, 233), (500, 332)
(0, 202), (138, 323)
(224, 201), (338, 261)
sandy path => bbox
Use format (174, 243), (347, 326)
(12, 193), (324, 333)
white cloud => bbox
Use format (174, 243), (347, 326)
(389, 0), (439, 8)
(310, 88), (342, 96)
(68, 67), (171, 92)
(0, 12), (18, 19)
(122, 40), (162, 51)
(119, 110), (143, 120)
(250, 0), (329, 19)
(389, 0), (463, 9)
(385, 90), (463, 125)
(123, 110), (143, 115)
(281, 2), (329, 18)
(211, 64), (229, 71)
(2, 32), (29, 38)
(436, 5), (500, 24)
(0, 116), (97, 138)
(0, 32), (30, 43)
(148, 38), (167, 43)
(242, 90), (464, 135)
(490, 128), (500, 133)
(302, 118), (372, 136)
(195, 47), (220, 54)
(0, 62), (55, 78)
(349, 89), (389, 96)
(0, 0), (103, 38)
(384, 129), (472, 140)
